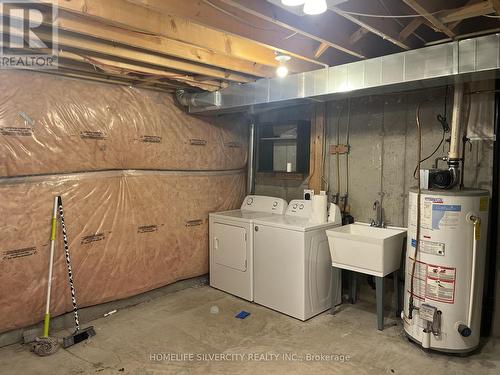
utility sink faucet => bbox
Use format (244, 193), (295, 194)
(370, 200), (385, 228)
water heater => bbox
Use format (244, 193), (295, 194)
(403, 189), (489, 353)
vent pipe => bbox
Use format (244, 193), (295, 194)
(447, 83), (465, 188)
(449, 83), (465, 160)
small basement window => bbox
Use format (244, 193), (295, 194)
(256, 121), (310, 177)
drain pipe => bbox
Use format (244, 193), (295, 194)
(447, 83), (464, 188)
(247, 123), (256, 194)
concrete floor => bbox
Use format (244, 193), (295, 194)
(0, 284), (498, 375)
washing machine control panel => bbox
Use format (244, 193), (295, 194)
(286, 200), (312, 218)
(240, 195), (288, 214)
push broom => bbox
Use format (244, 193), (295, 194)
(32, 197), (60, 356)
(57, 196), (96, 348)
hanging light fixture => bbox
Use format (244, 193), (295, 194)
(281, 0), (305, 6)
(303, 0), (327, 15)
(275, 52), (291, 78)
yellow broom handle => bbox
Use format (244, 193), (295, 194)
(43, 196), (59, 338)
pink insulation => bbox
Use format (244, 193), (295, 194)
(0, 71), (247, 176)
(0, 71), (248, 333)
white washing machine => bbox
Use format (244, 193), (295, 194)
(253, 200), (342, 321)
(209, 195), (288, 301)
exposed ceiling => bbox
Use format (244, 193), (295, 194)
(2, 0), (499, 92)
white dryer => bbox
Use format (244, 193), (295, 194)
(253, 200), (342, 321)
(209, 195), (288, 301)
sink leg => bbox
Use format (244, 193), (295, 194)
(393, 270), (400, 317)
(376, 276), (384, 330)
(350, 272), (357, 304)
(331, 267), (341, 314)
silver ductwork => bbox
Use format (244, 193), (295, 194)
(182, 34), (500, 114)
(176, 89), (221, 108)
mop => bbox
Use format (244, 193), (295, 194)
(57, 196), (96, 348)
(32, 197), (60, 356)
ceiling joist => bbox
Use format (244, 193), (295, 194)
(402, 0), (456, 38)
(48, 0), (290, 75)
(212, 0), (366, 59)
(331, 0), (415, 51)
(440, 0), (497, 23)
(53, 12), (258, 83)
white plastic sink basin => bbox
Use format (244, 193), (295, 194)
(326, 223), (407, 277)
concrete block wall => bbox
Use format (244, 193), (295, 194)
(253, 84), (497, 336)
(255, 85), (494, 227)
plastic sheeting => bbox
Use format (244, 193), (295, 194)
(0, 71), (247, 177)
(0, 170), (246, 333)
(0, 71), (248, 334)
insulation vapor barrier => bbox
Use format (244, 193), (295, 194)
(0, 71), (249, 334)
(0, 170), (246, 333)
(0, 71), (247, 176)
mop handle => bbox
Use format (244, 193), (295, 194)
(43, 196), (59, 338)
(57, 196), (81, 331)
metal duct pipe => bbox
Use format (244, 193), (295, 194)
(175, 89), (221, 108)
(247, 123), (256, 194)
(183, 34), (500, 115)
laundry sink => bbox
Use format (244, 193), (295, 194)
(326, 223), (407, 277)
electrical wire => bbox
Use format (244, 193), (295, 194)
(412, 130), (445, 178)
(377, 0), (426, 44)
(409, 103), (423, 320)
(412, 86), (450, 179)
(333, 7), (442, 19)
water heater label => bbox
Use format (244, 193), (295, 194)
(407, 258), (456, 304)
(419, 240), (445, 256)
(407, 259), (427, 300)
(420, 200), (433, 229)
(426, 264), (456, 304)
(431, 204), (461, 230)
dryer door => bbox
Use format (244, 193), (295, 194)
(212, 222), (247, 271)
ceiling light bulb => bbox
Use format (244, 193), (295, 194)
(303, 0), (327, 15)
(281, 0), (306, 6)
(276, 65), (289, 78)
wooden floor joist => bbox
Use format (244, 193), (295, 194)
(330, 0), (415, 51)
(57, 51), (225, 91)
(403, 0), (456, 38)
(39, 0), (277, 77)
(49, 0), (319, 74)
(213, 0), (366, 60)
(124, 0), (331, 69)
(440, 0), (496, 23)
(55, 13), (258, 83)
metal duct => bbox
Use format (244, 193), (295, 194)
(185, 34), (500, 114)
(176, 89), (221, 108)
